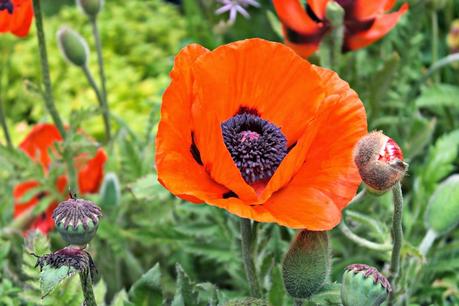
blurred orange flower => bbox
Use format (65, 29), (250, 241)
(13, 124), (107, 234)
(273, 0), (409, 58)
(155, 39), (367, 230)
(0, 0), (33, 37)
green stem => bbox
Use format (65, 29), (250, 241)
(32, 0), (66, 137)
(90, 18), (111, 142)
(240, 218), (262, 297)
(419, 229), (438, 256)
(347, 189), (366, 207)
(79, 269), (97, 306)
(388, 182), (404, 305)
(338, 220), (392, 251)
(0, 60), (12, 148)
(33, 0), (78, 192)
(431, 10), (439, 83)
(82, 65), (110, 142)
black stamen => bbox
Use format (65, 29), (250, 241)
(190, 132), (203, 166)
(221, 113), (287, 184)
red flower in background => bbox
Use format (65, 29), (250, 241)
(0, 0), (33, 37)
(273, 0), (409, 58)
(13, 124), (107, 234)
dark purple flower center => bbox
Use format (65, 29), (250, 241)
(0, 0), (14, 14)
(221, 112), (287, 184)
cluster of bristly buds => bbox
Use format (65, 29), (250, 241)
(354, 131), (408, 193)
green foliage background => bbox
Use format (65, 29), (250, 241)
(1, 0), (459, 305)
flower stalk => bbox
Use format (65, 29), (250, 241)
(240, 218), (261, 297)
(0, 58), (12, 148)
(32, 0), (78, 192)
(80, 269), (97, 306)
(388, 181), (404, 305)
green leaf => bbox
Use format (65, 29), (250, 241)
(128, 263), (163, 306)
(308, 283), (342, 305)
(40, 265), (77, 297)
(268, 265), (285, 306)
(195, 283), (219, 306)
(111, 290), (133, 306)
(171, 264), (199, 306)
(416, 84), (459, 109)
(94, 280), (108, 305)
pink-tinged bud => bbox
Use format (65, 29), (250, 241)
(447, 20), (459, 54)
(354, 132), (408, 193)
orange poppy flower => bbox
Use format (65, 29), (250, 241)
(0, 0), (33, 37)
(155, 39), (367, 230)
(13, 123), (107, 234)
(273, 0), (409, 58)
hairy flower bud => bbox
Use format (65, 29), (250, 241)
(354, 131), (407, 193)
(76, 0), (104, 18)
(341, 264), (391, 306)
(52, 194), (102, 246)
(282, 230), (330, 299)
(57, 27), (89, 67)
(447, 20), (459, 54)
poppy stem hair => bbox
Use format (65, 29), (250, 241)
(388, 181), (404, 305)
(240, 218), (262, 297)
(32, 0), (78, 193)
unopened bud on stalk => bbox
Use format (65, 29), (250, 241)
(354, 131), (408, 193)
(76, 0), (104, 18)
(341, 264), (391, 306)
(57, 27), (89, 67)
(52, 194), (102, 246)
(282, 230), (330, 299)
(424, 175), (459, 236)
(447, 20), (459, 54)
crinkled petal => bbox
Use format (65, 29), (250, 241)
(273, 0), (322, 34)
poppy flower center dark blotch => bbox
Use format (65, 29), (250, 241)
(0, 0), (14, 14)
(221, 112), (287, 185)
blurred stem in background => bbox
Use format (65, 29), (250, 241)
(388, 182), (404, 305)
(240, 218), (262, 297)
(0, 48), (12, 149)
(32, 0), (78, 193)
(89, 16), (111, 142)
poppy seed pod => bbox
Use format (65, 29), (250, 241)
(52, 195), (102, 246)
(354, 131), (407, 193)
(76, 0), (104, 18)
(282, 230), (330, 299)
(341, 264), (391, 306)
(57, 27), (89, 67)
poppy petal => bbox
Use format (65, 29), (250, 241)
(282, 25), (322, 58)
(10, 0), (33, 37)
(209, 197), (275, 223)
(191, 39), (324, 200)
(353, 1), (388, 20)
(307, 0), (329, 20)
(345, 3), (409, 50)
(273, 0), (322, 34)
(262, 67), (367, 230)
(19, 123), (62, 170)
(156, 44), (230, 203)
(384, 0), (397, 11)
(78, 148), (107, 194)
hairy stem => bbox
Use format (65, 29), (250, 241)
(90, 18), (111, 142)
(339, 220), (392, 251)
(240, 218), (262, 297)
(388, 182), (404, 305)
(82, 65), (110, 142)
(80, 269), (97, 306)
(0, 59), (12, 148)
(33, 0), (77, 192)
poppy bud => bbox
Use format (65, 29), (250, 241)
(424, 175), (459, 236)
(52, 194), (102, 246)
(354, 131), (408, 193)
(282, 230), (330, 299)
(57, 27), (89, 67)
(223, 298), (269, 306)
(76, 0), (104, 18)
(447, 20), (459, 54)
(341, 264), (391, 306)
